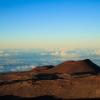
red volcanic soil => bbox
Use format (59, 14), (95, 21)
(49, 59), (100, 74)
(0, 59), (100, 100)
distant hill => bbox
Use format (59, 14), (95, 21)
(48, 59), (100, 74)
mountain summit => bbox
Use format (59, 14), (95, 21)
(49, 59), (100, 74)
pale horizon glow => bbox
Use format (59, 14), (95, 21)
(0, 0), (100, 49)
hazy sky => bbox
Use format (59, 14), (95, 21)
(0, 0), (100, 49)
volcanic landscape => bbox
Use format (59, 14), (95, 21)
(0, 59), (100, 100)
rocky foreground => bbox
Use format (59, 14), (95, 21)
(0, 59), (100, 100)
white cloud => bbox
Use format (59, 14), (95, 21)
(50, 49), (80, 58)
(65, 53), (80, 58)
(95, 49), (100, 56)
(0, 50), (4, 54)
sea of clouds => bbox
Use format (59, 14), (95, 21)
(0, 48), (100, 73)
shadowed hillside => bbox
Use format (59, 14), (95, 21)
(0, 95), (61, 100)
(0, 95), (100, 100)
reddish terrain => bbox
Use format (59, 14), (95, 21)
(49, 59), (100, 74)
(0, 59), (100, 100)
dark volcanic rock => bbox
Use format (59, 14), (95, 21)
(0, 95), (62, 100)
(33, 73), (60, 81)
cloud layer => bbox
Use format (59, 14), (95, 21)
(0, 48), (100, 73)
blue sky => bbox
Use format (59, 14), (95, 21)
(0, 0), (100, 49)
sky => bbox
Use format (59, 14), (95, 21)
(0, 0), (100, 49)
